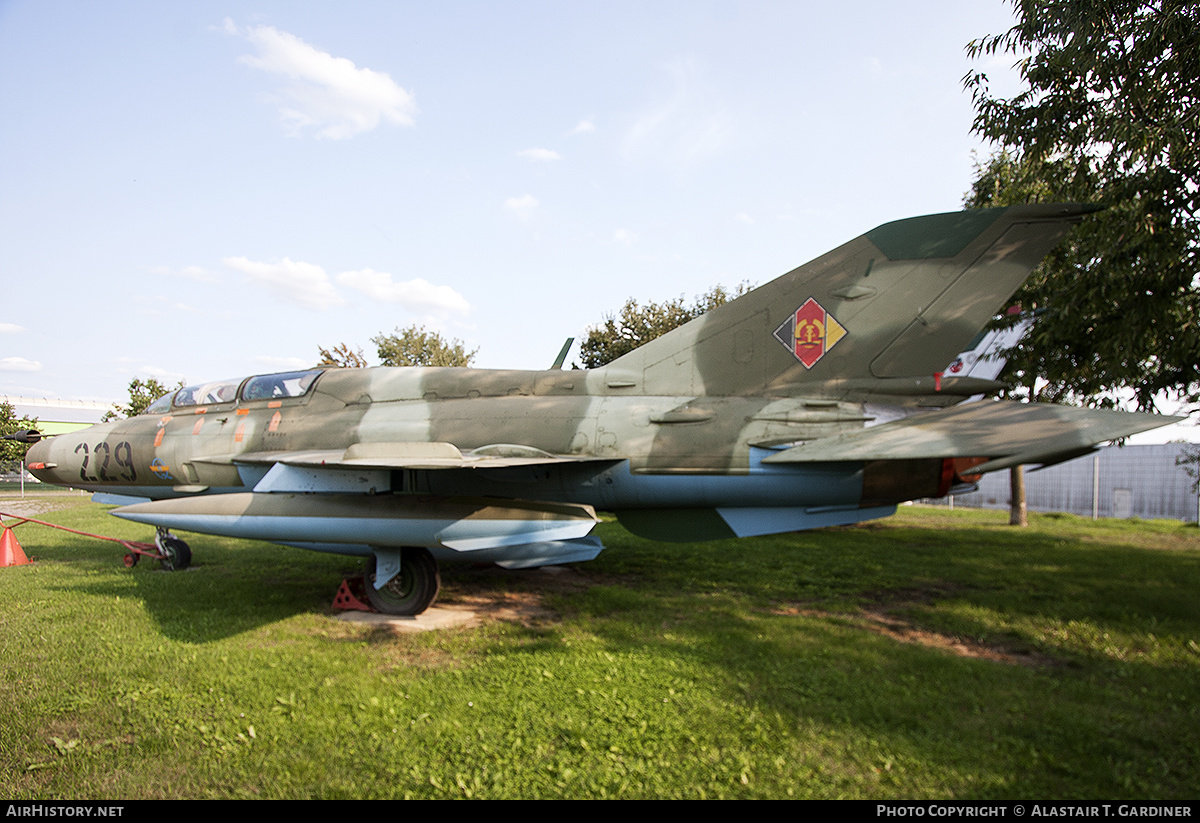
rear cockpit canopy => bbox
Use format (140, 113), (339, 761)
(241, 369), (323, 401)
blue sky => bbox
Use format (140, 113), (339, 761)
(0, 1), (1074, 405)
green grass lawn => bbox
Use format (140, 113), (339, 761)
(1, 502), (1197, 799)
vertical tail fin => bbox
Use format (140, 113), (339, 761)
(603, 203), (1098, 397)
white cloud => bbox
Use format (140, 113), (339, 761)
(0, 323), (24, 334)
(1, 357), (41, 372)
(571, 119), (595, 134)
(518, 147), (562, 162)
(222, 256), (345, 310)
(504, 194), (538, 221)
(613, 228), (638, 246)
(229, 19), (416, 140)
(734, 212), (754, 225)
(337, 269), (470, 316)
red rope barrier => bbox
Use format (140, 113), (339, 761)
(0, 511), (156, 551)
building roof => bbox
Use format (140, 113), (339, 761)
(3, 396), (116, 429)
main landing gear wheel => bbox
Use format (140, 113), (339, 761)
(364, 548), (440, 616)
(155, 528), (192, 571)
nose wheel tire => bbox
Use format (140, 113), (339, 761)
(364, 548), (440, 616)
(157, 536), (192, 571)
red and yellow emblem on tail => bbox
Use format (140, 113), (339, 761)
(773, 297), (847, 368)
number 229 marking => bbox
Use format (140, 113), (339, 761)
(75, 440), (138, 482)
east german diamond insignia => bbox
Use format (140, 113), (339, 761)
(773, 297), (847, 369)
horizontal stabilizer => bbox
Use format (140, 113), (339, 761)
(762, 401), (1180, 472)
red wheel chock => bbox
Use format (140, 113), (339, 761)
(332, 576), (374, 612)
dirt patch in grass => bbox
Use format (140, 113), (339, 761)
(430, 564), (594, 626)
(325, 565), (596, 649)
(0, 492), (91, 521)
(776, 583), (1061, 668)
(441, 588), (563, 627)
(846, 609), (1057, 667)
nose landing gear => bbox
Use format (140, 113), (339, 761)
(154, 527), (192, 571)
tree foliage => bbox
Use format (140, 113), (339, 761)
(0, 401), (38, 467)
(102, 377), (183, 422)
(316, 343), (369, 369)
(372, 326), (477, 368)
(1176, 446), (1200, 494)
(964, 0), (1200, 410)
(578, 283), (751, 369)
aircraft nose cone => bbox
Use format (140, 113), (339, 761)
(23, 437), (56, 479)
(24, 436), (49, 464)
(24, 431), (87, 486)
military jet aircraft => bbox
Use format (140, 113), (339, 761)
(22, 203), (1178, 615)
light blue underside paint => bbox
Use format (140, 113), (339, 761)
(716, 504), (897, 537)
(92, 492), (152, 506)
(280, 536), (605, 567)
(104, 447), (880, 563)
(110, 509), (594, 552)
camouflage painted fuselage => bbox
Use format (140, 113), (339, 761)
(25, 203), (1177, 559)
(29, 364), (928, 546)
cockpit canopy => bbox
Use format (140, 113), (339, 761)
(242, 370), (323, 401)
(141, 370), (325, 415)
(174, 378), (240, 407)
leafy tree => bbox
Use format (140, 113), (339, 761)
(579, 284), (750, 368)
(964, 0), (1200, 412)
(316, 343), (369, 369)
(1, 401), (38, 470)
(1176, 447), (1200, 495)
(964, 1), (1200, 523)
(372, 326), (477, 368)
(102, 377), (183, 422)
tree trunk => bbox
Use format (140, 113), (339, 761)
(1009, 465), (1028, 526)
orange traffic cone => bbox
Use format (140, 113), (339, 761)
(0, 526), (30, 567)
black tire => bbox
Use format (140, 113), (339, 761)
(364, 548), (440, 616)
(159, 537), (192, 571)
